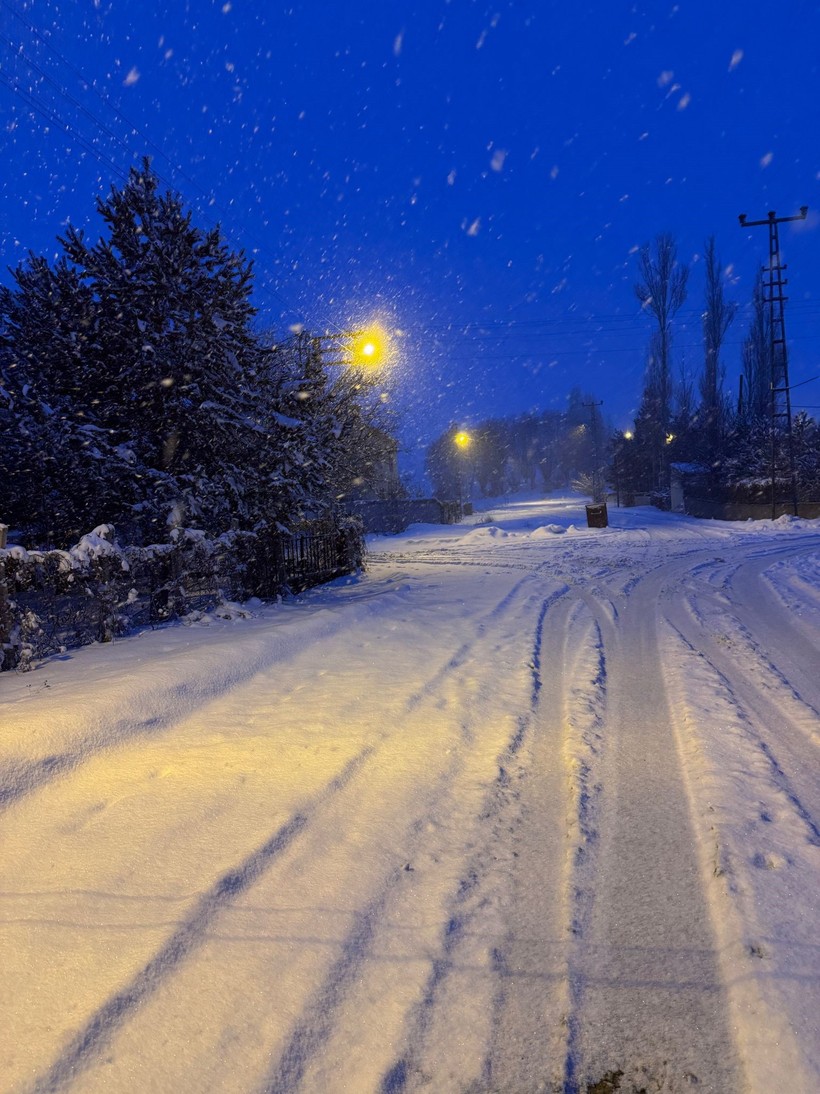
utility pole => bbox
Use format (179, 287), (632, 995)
(582, 400), (604, 502)
(738, 206), (808, 517)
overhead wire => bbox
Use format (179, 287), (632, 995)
(2, 0), (817, 356)
(0, 69), (132, 187)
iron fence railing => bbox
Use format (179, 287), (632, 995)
(0, 519), (364, 671)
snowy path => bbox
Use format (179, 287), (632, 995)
(1, 497), (819, 1093)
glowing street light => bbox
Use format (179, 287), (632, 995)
(350, 327), (388, 368)
(316, 325), (391, 371)
(453, 429), (473, 511)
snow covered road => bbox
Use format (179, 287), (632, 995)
(1, 496), (819, 1093)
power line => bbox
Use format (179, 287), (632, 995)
(0, 69), (132, 186)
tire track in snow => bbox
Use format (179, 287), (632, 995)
(23, 748), (376, 1094)
(411, 590), (609, 1093)
(262, 888), (392, 1094)
(368, 590), (562, 1094)
(402, 572), (554, 714)
(726, 550), (820, 731)
(661, 618), (820, 1090)
(369, 552), (536, 574)
(23, 572), (555, 1094)
(671, 614), (820, 846)
(263, 542), (778, 1089)
(252, 586), (567, 1094)
(558, 603), (609, 1093)
(686, 544), (820, 720)
(0, 571), (538, 820)
(557, 556), (744, 1092)
(762, 547), (820, 636)
(665, 619), (820, 844)
(0, 601), (388, 814)
(669, 549), (820, 836)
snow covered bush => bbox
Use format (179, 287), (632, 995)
(0, 518), (364, 671)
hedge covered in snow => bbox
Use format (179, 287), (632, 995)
(0, 520), (363, 671)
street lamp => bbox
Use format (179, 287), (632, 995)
(453, 429), (472, 511)
(350, 327), (388, 368)
(316, 325), (391, 370)
(615, 429), (634, 507)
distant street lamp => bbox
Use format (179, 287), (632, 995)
(614, 429), (633, 507)
(453, 429), (472, 509)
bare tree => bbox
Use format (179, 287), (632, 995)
(676, 362), (696, 428)
(699, 236), (737, 439)
(634, 234), (689, 438)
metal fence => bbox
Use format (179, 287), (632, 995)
(346, 497), (462, 534)
(0, 520), (364, 671)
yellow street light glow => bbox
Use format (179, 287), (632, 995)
(351, 326), (388, 368)
(665, 432), (675, 445)
(624, 430), (634, 440)
(454, 430), (471, 449)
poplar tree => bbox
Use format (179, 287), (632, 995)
(634, 234), (688, 486)
(699, 235), (736, 446)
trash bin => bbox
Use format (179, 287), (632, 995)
(585, 503), (608, 528)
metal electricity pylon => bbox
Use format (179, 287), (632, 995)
(738, 206), (808, 517)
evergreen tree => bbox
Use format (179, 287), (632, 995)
(0, 253), (140, 539)
(59, 161), (261, 488)
(0, 161), (381, 543)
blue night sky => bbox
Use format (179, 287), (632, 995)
(2, 0), (819, 476)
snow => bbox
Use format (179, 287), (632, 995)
(1, 494), (819, 1093)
